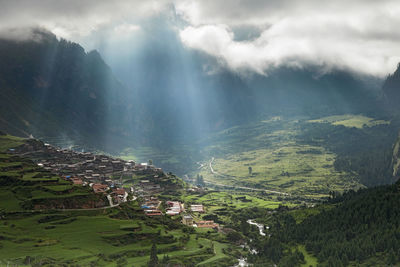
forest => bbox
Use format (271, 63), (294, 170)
(235, 180), (400, 266)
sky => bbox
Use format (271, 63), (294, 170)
(1, 0), (400, 77)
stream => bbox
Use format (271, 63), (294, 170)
(247, 219), (268, 236)
(234, 219), (268, 266)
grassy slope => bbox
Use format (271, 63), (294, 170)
(0, 202), (239, 266)
(0, 135), (240, 266)
(119, 114), (387, 200)
(195, 117), (363, 198)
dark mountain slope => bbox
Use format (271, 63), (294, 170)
(103, 22), (385, 146)
(244, 180), (400, 266)
(383, 63), (400, 113)
(0, 29), (128, 151)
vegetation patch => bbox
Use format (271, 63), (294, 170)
(308, 114), (390, 129)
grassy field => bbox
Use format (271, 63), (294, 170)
(193, 117), (363, 198)
(0, 135), (241, 266)
(0, 202), (239, 266)
(181, 191), (282, 226)
(0, 134), (24, 152)
(115, 114), (387, 201)
(183, 191), (280, 210)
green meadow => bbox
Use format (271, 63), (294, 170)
(0, 135), (241, 266)
(181, 191), (282, 226)
(194, 116), (365, 198)
(0, 201), (240, 266)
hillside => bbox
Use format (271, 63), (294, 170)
(106, 28), (385, 147)
(383, 63), (400, 113)
(238, 179), (400, 266)
(0, 135), (108, 211)
(0, 134), (254, 266)
(0, 28), (129, 152)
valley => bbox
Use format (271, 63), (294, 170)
(1, 14), (400, 266)
(7, 111), (396, 266)
(120, 114), (394, 201)
(0, 134), (284, 266)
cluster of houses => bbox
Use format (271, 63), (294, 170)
(166, 201), (184, 215)
(141, 196), (162, 216)
(10, 139), (163, 206)
(133, 179), (162, 196)
(10, 139), (219, 229)
(140, 199), (218, 229)
(12, 139), (162, 183)
(182, 214), (219, 229)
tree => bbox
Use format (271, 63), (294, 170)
(196, 174), (205, 187)
(248, 166), (253, 175)
(200, 175), (204, 187)
(149, 243), (158, 267)
(196, 174), (200, 186)
(227, 231), (242, 243)
(240, 219), (250, 235)
(161, 254), (170, 264)
(148, 159), (153, 166)
(387, 249), (396, 266)
(0, 208), (5, 219)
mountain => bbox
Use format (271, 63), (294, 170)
(108, 30), (383, 127)
(100, 22), (385, 147)
(381, 64), (400, 181)
(0, 28), (129, 152)
(0, 27), (390, 168)
(383, 63), (400, 113)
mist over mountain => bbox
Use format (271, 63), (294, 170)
(98, 22), (385, 146)
(0, 27), (389, 155)
(0, 29), (131, 151)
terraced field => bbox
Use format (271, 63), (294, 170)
(0, 135), (241, 266)
(0, 203), (239, 266)
(194, 116), (369, 198)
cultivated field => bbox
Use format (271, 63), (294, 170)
(193, 116), (371, 198)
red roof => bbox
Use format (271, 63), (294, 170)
(92, 184), (108, 193)
(145, 211), (163, 216)
(112, 188), (126, 195)
(197, 220), (219, 228)
(72, 178), (83, 185)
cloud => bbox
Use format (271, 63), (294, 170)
(0, 0), (399, 76)
(176, 0), (400, 76)
(0, 0), (167, 40)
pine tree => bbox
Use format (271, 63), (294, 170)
(200, 175), (204, 187)
(149, 243), (158, 267)
(387, 249), (396, 266)
(161, 254), (170, 264)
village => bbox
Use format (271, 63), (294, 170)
(10, 138), (220, 230)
